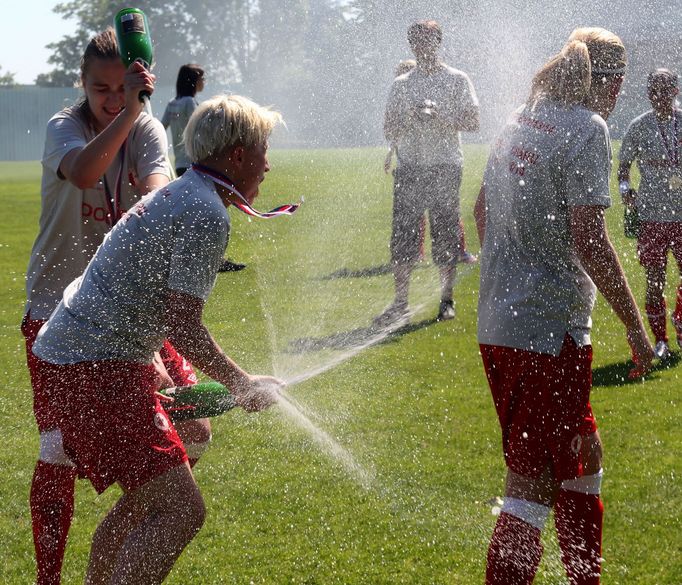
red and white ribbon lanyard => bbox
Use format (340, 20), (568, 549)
(191, 163), (300, 218)
(656, 113), (679, 168)
(102, 140), (128, 226)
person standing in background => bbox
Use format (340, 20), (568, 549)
(378, 20), (480, 326)
(162, 64), (246, 272)
(618, 69), (682, 359)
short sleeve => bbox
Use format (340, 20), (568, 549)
(167, 204), (228, 300)
(130, 115), (172, 181)
(565, 118), (612, 208)
(618, 119), (639, 167)
(41, 114), (87, 176)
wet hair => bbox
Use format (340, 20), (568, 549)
(183, 94), (283, 163)
(176, 64), (205, 98)
(528, 27), (626, 107)
(647, 68), (678, 91)
(394, 59), (416, 77)
(77, 28), (120, 126)
(407, 20), (442, 50)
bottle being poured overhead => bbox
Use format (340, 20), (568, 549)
(114, 7), (154, 112)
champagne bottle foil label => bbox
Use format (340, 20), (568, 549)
(121, 13), (146, 35)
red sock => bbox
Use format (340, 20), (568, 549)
(645, 300), (667, 343)
(30, 461), (76, 585)
(486, 512), (543, 585)
(554, 490), (604, 585)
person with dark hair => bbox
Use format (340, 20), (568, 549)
(22, 29), (209, 585)
(618, 68), (682, 359)
(475, 28), (653, 584)
(163, 64), (246, 273)
(378, 19), (479, 326)
(162, 63), (204, 177)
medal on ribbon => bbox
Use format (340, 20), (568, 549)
(191, 164), (301, 218)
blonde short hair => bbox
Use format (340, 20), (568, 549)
(528, 27), (626, 107)
(183, 94), (283, 163)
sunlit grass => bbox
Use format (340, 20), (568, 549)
(0, 148), (679, 583)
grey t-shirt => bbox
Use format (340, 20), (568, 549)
(26, 106), (172, 320)
(619, 109), (682, 222)
(161, 96), (198, 169)
(478, 99), (612, 356)
(384, 64), (479, 167)
(33, 170), (229, 364)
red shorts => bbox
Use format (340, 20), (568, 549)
(39, 359), (187, 494)
(480, 335), (597, 481)
(22, 313), (196, 431)
(159, 339), (198, 386)
(637, 221), (682, 269)
(21, 313), (54, 432)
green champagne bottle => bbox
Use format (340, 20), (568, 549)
(160, 382), (238, 422)
(114, 8), (153, 101)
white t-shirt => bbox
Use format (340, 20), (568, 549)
(161, 96), (198, 169)
(25, 106), (172, 320)
(478, 99), (612, 356)
(619, 108), (682, 222)
(33, 170), (229, 364)
(384, 64), (479, 167)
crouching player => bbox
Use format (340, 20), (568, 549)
(475, 29), (653, 584)
(31, 95), (285, 584)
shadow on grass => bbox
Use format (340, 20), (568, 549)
(318, 262), (430, 280)
(592, 351), (680, 387)
(287, 316), (439, 353)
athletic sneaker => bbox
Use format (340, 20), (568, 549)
(672, 315), (682, 348)
(372, 301), (409, 329)
(458, 250), (478, 264)
(654, 340), (671, 360)
(437, 299), (455, 321)
(218, 259), (247, 273)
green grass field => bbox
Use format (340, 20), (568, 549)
(0, 147), (680, 584)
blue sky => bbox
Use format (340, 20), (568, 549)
(0, 1), (77, 84)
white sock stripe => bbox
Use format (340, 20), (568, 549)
(501, 497), (551, 531)
(561, 469), (603, 495)
(38, 429), (76, 467)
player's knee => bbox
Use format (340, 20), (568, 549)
(38, 429), (75, 467)
(581, 432), (603, 475)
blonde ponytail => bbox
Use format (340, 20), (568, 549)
(529, 28), (626, 108)
(528, 40), (591, 106)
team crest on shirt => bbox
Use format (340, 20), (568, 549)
(570, 434), (582, 454)
(154, 411), (170, 432)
